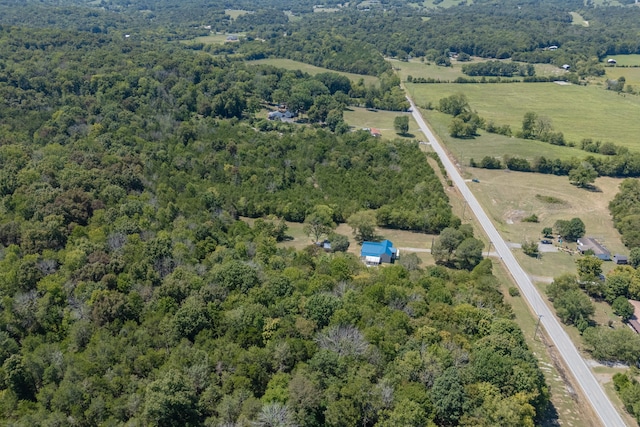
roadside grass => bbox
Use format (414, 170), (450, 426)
(604, 54), (640, 66)
(343, 107), (419, 140)
(248, 58), (380, 87)
(605, 65), (640, 88)
(420, 109), (602, 165)
(493, 262), (595, 427)
(569, 11), (589, 26)
(406, 82), (640, 150)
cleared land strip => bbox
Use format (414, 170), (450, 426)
(407, 96), (628, 427)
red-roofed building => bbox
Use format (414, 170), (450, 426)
(370, 128), (382, 137)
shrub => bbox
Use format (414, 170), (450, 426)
(508, 287), (520, 297)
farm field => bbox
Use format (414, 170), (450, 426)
(248, 58), (380, 86)
(421, 109), (604, 165)
(467, 168), (627, 256)
(225, 9), (250, 19)
(392, 58), (568, 82)
(343, 107), (419, 140)
(604, 54), (640, 66)
(407, 81), (640, 149)
(187, 33), (244, 45)
(605, 65), (640, 88)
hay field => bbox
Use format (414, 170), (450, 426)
(406, 82), (640, 149)
(343, 107), (419, 140)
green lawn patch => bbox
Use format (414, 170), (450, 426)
(605, 64), (640, 87)
(247, 58), (380, 87)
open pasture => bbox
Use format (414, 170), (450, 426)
(421, 109), (604, 165)
(604, 54), (640, 67)
(605, 64), (640, 87)
(407, 82), (640, 150)
(343, 107), (420, 140)
(247, 58), (380, 86)
(467, 168), (627, 257)
(187, 34), (240, 45)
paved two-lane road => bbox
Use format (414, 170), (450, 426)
(408, 97), (627, 427)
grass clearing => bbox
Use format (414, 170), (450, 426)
(186, 34), (245, 45)
(569, 11), (589, 26)
(225, 9), (250, 19)
(467, 168), (627, 256)
(604, 54), (640, 67)
(246, 58), (380, 87)
(407, 82), (640, 150)
(419, 109), (601, 165)
(343, 107), (420, 140)
(605, 65), (640, 88)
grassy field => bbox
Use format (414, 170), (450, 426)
(392, 58), (568, 82)
(605, 65), (640, 87)
(187, 34), (244, 45)
(467, 168), (627, 254)
(225, 9), (250, 19)
(604, 54), (640, 67)
(420, 109), (604, 166)
(406, 82), (640, 149)
(247, 58), (380, 87)
(569, 11), (589, 26)
(343, 107), (420, 140)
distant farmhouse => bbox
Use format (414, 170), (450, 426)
(577, 237), (611, 261)
(225, 34), (239, 42)
(360, 240), (399, 265)
(268, 104), (295, 121)
(607, 58), (617, 64)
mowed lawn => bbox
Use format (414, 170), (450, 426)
(343, 107), (419, 140)
(247, 58), (380, 87)
(406, 82), (640, 149)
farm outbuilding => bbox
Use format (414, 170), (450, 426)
(577, 237), (611, 261)
(614, 254), (628, 265)
(361, 240), (398, 265)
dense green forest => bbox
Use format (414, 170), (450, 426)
(0, 19), (555, 426)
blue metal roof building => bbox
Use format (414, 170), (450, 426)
(360, 240), (399, 265)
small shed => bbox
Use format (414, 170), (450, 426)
(562, 64), (570, 70)
(614, 254), (628, 265)
(370, 128), (382, 137)
(607, 59), (617, 64)
(361, 240), (399, 265)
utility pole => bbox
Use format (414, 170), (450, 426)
(534, 315), (543, 341)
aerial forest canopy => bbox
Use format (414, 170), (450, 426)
(0, 19), (553, 426)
